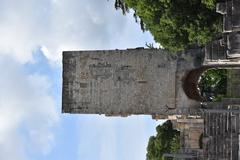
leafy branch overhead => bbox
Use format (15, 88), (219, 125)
(114, 0), (222, 53)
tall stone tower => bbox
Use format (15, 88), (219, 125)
(62, 48), (205, 117)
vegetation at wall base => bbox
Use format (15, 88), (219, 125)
(146, 120), (180, 160)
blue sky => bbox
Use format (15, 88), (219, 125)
(0, 0), (164, 159)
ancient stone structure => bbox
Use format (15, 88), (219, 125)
(62, 47), (240, 116)
(62, 0), (240, 116)
(202, 104), (240, 159)
(216, 0), (240, 59)
(175, 118), (204, 149)
(227, 69), (240, 97)
(62, 48), (206, 116)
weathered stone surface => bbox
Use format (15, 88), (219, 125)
(62, 49), (202, 116)
(203, 105), (240, 160)
(227, 70), (240, 97)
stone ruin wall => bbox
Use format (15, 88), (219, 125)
(63, 49), (179, 116)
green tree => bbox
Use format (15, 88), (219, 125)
(198, 69), (227, 101)
(146, 120), (180, 160)
(114, 0), (222, 53)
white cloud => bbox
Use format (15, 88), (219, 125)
(0, 56), (59, 159)
(0, 132), (26, 160)
(0, 0), (158, 159)
(0, 0), (155, 64)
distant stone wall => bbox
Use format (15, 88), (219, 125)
(175, 118), (204, 149)
(227, 69), (240, 97)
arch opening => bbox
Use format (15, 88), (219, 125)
(183, 68), (228, 102)
(198, 69), (227, 102)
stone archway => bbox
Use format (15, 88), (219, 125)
(183, 66), (240, 103)
(62, 47), (240, 116)
(183, 67), (209, 102)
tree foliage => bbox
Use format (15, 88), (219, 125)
(114, 0), (222, 53)
(198, 69), (227, 101)
(114, 0), (129, 15)
(146, 120), (180, 160)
